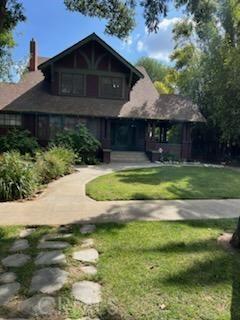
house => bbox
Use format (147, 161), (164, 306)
(0, 33), (204, 162)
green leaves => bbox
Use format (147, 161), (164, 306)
(64, 0), (170, 38)
(0, 0), (26, 81)
(53, 124), (101, 164)
(135, 57), (170, 82)
(171, 0), (240, 149)
(64, 0), (135, 39)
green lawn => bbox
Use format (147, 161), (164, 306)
(0, 220), (239, 319)
(86, 166), (240, 200)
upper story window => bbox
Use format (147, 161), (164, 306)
(99, 76), (123, 98)
(61, 73), (84, 96)
(0, 113), (22, 127)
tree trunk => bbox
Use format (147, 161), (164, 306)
(230, 217), (240, 249)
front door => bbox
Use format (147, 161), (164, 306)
(111, 119), (145, 151)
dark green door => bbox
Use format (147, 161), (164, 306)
(111, 120), (145, 151)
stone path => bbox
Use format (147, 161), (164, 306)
(37, 240), (70, 249)
(0, 224), (102, 319)
(19, 294), (56, 317)
(71, 223), (102, 312)
(80, 224), (96, 234)
(35, 251), (67, 266)
(30, 267), (68, 294)
(72, 281), (102, 305)
(2, 254), (30, 268)
(73, 249), (99, 263)
(9, 240), (29, 252)
(80, 265), (97, 275)
(0, 282), (20, 306)
(0, 272), (17, 284)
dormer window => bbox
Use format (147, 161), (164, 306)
(99, 76), (123, 98)
(60, 73), (84, 96)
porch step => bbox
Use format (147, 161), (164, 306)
(111, 151), (149, 163)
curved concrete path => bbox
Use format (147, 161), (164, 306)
(0, 163), (239, 225)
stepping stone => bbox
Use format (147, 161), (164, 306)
(40, 233), (72, 242)
(0, 272), (17, 284)
(0, 282), (20, 305)
(30, 268), (68, 294)
(72, 281), (101, 305)
(65, 318), (100, 320)
(2, 254), (30, 267)
(35, 251), (66, 266)
(58, 226), (69, 232)
(19, 294), (56, 316)
(10, 240), (29, 252)
(80, 224), (96, 234)
(81, 238), (94, 248)
(19, 228), (35, 238)
(80, 266), (97, 275)
(37, 241), (70, 249)
(73, 249), (99, 263)
(0, 318), (28, 320)
(79, 318), (100, 320)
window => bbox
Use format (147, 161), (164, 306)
(64, 116), (79, 130)
(49, 115), (63, 139)
(154, 125), (168, 143)
(61, 73), (84, 96)
(62, 116), (87, 131)
(100, 76), (123, 98)
(0, 113), (21, 126)
(37, 115), (49, 140)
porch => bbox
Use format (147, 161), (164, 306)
(101, 118), (192, 163)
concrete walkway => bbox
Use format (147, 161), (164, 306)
(0, 163), (239, 225)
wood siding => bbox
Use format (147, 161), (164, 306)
(51, 40), (130, 100)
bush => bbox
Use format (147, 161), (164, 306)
(0, 128), (39, 155)
(36, 146), (75, 184)
(0, 152), (39, 201)
(53, 125), (100, 164)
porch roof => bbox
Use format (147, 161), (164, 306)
(0, 64), (205, 123)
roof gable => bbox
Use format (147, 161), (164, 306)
(38, 33), (143, 79)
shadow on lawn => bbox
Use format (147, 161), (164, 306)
(140, 237), (240, 320)
(114, 166), (240, 199)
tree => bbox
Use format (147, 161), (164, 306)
(230, 217), (240, 249)
(171, 0), (240, 154)
(136, 57), (177, 93)
(64, 0), (219, 39)
(0, 0), (26, 81)
(136, 57), (169, 82)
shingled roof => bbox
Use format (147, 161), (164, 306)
(0, 62), (204, 122)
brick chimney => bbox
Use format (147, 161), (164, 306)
(29, 38), (38, 71)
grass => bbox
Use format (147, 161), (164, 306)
(86, 166), (240, 200)
(0, 219), (239, 319)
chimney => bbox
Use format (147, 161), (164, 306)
(29, 38), (38, 71)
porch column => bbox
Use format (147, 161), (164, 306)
(101, 118), (111, 163)
(145, 120), (161, 162)
(181, 123), (192, 161)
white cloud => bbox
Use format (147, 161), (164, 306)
(125, 35), (133, 46)
(158, 17), (181, 31)
(137, 17), (181, 63)
(137, 40), (144, 51)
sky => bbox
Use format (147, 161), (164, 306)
(13, 0), (184, 66)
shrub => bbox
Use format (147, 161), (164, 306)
(53, 125), (100, 164)
(0, 152), (39, 201)
(36, 146), (75, 184)
(0, 128), (39, 155)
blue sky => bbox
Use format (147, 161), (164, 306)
(13, 0), (184, 66)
